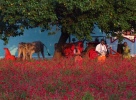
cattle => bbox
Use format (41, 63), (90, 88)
(18, 41), (50, 60)
(18, 42), (28, 60)
(26, 41), (45, 59)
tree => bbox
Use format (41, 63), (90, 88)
(0, 0), (136, 58)
(0, 0), (56, 44)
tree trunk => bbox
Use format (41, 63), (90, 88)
(53, 27), (69, 58)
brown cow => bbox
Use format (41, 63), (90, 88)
(26, 41), (45, 59)
(18, 42), (27, 60)
(18, 41), (50, 60)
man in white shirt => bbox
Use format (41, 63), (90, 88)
(95, 39), (107, 56)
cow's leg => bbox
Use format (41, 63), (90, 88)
(37, 52), (40, 59)
(29, 51), (34, 59)
(18, 49), (24, 60)
(18, 49), (22, 58)
(30, 53), (33, 59)
(26, 53), (30, 60)
(22, 49), (26, 60)
(41, 52), (45, 58)
(41, 44), (45, 58)
(40, 51), (45, 59)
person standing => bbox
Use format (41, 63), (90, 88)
(122, 42), (131, 59)
(73, 44), (82, 62)
(95, 39), (107, 62)
(95, 39), (107, 56)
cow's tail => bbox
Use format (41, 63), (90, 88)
(43, 44), (51, 56)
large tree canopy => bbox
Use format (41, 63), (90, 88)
(0, 0), (56, 44)
(0, 0), (136, 57)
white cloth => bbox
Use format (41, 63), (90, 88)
(95, 44), (107, 55)
(73, 49), (80, 55)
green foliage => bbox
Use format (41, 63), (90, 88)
(109, 93), (120, 100)
(111, 32), (124, 44)
(127, 91), (133, 99)
(82, 92), (94, 100)
(0, 0), (136, 44)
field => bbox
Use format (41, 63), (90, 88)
(0, 57), (136, 100)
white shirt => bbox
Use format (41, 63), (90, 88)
(95, 44), (107, 55)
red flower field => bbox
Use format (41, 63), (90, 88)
(0, 57), (136, 100)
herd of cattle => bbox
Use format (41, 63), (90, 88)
(18, 41), (46, 60)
